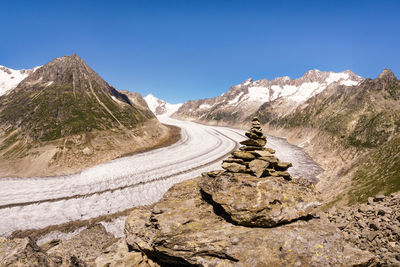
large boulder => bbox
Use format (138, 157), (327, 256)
(0, 237), (56, 266)
(125, 177), (368, 266)
(200, 172), (321, 227)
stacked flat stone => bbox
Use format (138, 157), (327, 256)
(222, 117), (292, 179)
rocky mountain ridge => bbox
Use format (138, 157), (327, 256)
(173, 69), (363, 124)
(257, 69), (400, 205)
(0, 54), (175, 177)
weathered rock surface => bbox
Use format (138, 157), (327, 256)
(231, 151), (255, 161)
(221, 162), (247, 173)
(46, 224), (116, 266)
(95, 239), (159, 267)
(199, 172), (321, 227)
(0, 236), (56, 266)
(125, 177), (373, 266)
(248, 159), (269, 177)
(324, 192), (400, 266)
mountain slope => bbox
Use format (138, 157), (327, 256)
(173, 70), (362, 125)
(0, 65), (40, 96)
(0, 54), (175, 177)
(144, 94), (182, 116)
(258, 69), (400, 205)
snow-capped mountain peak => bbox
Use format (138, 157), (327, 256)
(231, 69), (363, 104)
(144, 94), (182, 117)
(0, 65), (40, 96)
(0, 65), (41, 96)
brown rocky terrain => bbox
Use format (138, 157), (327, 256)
(0, 54), (179, 178)
(322, 192), (400, 266)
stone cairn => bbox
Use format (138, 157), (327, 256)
(221, 117), (292, 179)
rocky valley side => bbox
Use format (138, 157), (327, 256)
(0, 54), (178, 177)
(172, 69), (400, 208)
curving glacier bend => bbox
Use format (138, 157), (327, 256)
(0, 117), (322, 236)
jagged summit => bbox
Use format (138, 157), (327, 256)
(19, 54), (110, 92)
(378, 68), (397, 80)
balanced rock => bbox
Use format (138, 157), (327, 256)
(231, 151), (255, 161)
(200, 172), (321, 227)
(223, 117), (292, 180)
(221, 162), (247, 173)
(276, 162), (293, 171)
(240, 138), (266, 147)
(250, 150), (274, 158)
(248, 159), (269, 177)
(240, 145), (262, 151)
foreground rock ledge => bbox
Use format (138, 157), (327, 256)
(199, 172), (321, 227)
(124, 177), (374, 266)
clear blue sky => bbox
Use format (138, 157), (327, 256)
(1, 0), (399, 103)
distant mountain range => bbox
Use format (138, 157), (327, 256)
(144, 94), (182, 116)
(0, 54), (172, 177)
(173, 69), (363, 125)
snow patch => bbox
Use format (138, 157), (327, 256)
(326, 72), (349, 84)
(0, 65), (40, 95)
(247, 86), (269, 102)
(199, 103), (211, 109)
(144, 94), (182, 117)
(340, 79), (359, 86)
